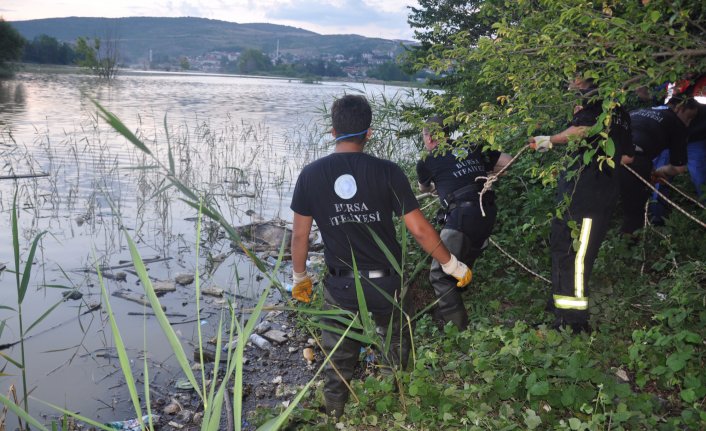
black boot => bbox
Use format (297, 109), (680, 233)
(325, 399), (346, 419)
(550, 317), (591, 334)
(444, 309), (469, 330)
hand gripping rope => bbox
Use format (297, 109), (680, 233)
(654, 176), (706, 211)
(621, 162), (706, 230)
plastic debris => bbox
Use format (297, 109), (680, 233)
(361, 347), (376, 363)
(285, 282), (293, 292)
(105, 415), (159, 430)
(175, 378), (193, 390)
(254, 321), (271, 334)
(249, 333), (272, 350)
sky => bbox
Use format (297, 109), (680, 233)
(1, 0), (420, 40)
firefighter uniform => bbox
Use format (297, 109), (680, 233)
(417, 144), (501, 329)
(548, 100), (632, 330)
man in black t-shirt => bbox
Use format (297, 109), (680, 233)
(290, 95), (472, 418)
(416, 116), (512, 329)
(529, 77), (633, 333)
(619, 97), (699, 234)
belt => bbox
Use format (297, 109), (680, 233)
(328, 266), (392, 279)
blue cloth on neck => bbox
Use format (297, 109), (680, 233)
(335, 129), (368, 142)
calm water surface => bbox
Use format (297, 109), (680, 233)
(0, 71), (413, 425)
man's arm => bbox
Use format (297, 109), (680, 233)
(491, 152), (513, 174)
(654, 163), (688, 178)
(403, 208), (472, 287)
(418, 181), (436, 193)
(291, 212), (313, 273)
(403, 209), (451, 264)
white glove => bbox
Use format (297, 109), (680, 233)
(441, 254), (472, 288)
(292, 270), (312, 303)
(532, 136), (553, 152)
(293, 270), (309, 284)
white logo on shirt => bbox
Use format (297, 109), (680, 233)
(334, 174), (357, 199)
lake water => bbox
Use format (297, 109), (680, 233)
(0, 71), (417, 426)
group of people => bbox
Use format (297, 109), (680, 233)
(286, 77), (704, 417)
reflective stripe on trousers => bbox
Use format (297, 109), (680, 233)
(553, 217), (591, 310)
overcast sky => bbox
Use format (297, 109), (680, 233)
(1, 0), (420, 40)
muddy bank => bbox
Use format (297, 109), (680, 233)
(142, 304), (317, 431)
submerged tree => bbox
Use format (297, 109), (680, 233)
(0, 18), (26, 77)
(75, 26), (120, 79)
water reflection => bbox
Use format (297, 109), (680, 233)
(0, 81), (26, 121)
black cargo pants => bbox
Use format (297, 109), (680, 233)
(618, 154), (653, 234)
(550, 164), (619, 325)
(429, 198), (496, 329)
(320, 275), (413, 413)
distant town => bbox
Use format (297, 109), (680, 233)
(11, 17), (430, 82)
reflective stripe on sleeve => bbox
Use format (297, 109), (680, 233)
(574, 218), (593, 299)
(553, 295), (588, 310)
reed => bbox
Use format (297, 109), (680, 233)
(88, 100), (353, 429)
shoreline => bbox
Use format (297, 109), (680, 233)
(12, 63), (430, 89)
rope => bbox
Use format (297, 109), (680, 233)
(621, 162), (706, 229)
(656, 178), (706, 210)
(476, 146), (530, 217)
(489, 237), (551, 284)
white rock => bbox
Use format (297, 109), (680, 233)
(263, 329), (288, 345)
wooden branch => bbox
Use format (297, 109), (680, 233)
(652, 48), (706, 58)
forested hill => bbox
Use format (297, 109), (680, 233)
(10, 16), (409, 64)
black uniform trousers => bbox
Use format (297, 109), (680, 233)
(618, 154), (653, 234)
(429, 198), (496, 329)
(320, 274), (413, 413)
(551, 164), (619, 324)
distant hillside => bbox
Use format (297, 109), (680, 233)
(10, 17), (410, 64)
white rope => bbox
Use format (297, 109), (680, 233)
(622, 162), (706, 229)
(656, 178), (706, 210)
(476, 146), (529, 217)
(489, 237), (551, 284)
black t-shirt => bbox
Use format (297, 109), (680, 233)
(290, 151), (419, 271)
(416, 143), (501, 202)
(571, 101), (633, 159)
(630, 106), (688, 165)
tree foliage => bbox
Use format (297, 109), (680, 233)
(367, 61), (412, 82)
(403, 0), (503, 112)
(236, 48), (272, 74)
(22, 34), (76, 65)
(419, 0), (706, 154)
(0, 18), (26, 76)
(75, 35), (119, 79)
